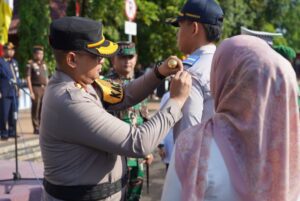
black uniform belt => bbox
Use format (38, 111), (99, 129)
(43, 174), (128, 201)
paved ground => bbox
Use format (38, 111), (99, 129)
(0, 100), (167, 200)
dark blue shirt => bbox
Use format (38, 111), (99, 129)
(0, 57), (19, 97)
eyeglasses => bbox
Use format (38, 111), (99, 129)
(73, 51), (103, 63)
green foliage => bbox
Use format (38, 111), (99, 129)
(18, 0), (298, 76)
(18, 0), (53, 77)
(135, 0), (185, 66)
(219, 0), (300, 51)
(66, 0), (186, 68)
(63, 0), (300, 68)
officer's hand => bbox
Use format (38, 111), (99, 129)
(169, 71), (192, 108)
(143, 154), (154, 165)
(30, 93), (35, 100)
(157, 56), (183, 77)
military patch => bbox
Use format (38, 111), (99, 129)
(183, 54), (200, 69)
(94, 78), (124, 105)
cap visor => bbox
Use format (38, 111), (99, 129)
(165, 17), (179, 27)
(86, 40), (119, 58)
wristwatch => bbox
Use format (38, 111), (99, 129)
(154, 62), (166, 80)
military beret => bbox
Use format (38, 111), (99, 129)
(167, 0), (224, 27)
(33, 45), (44, 52)
(117, 41), (136, 56)
(273, 45), (296, 61)
(49, 16), (119, 57)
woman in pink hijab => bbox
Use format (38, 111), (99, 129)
(162, 35), (300, 201)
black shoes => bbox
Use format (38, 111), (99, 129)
(34, 129), (39, 135)
(1, 135), (9, 141)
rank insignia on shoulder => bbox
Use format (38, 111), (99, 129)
(183, 55), (200, 69)
(94, 78), (124, 105)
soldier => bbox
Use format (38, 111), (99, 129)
(0, 42), (20, 140)
(40, 16), (191, 201)
(104, 41), (152, 201)
(26, 45), (48, 134)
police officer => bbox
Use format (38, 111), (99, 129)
(40, 16), (191, 201)
(166, 0), (224, 141)
(26, 45), (48, 134)
(105, 41), (152, 201)
(0, 42), (20, 140)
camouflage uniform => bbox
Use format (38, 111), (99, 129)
(106, 71), (148, 201)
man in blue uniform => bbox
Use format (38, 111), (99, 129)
(0, 42), (20, 140)
(162, 0), (233, 200)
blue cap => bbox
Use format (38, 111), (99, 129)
(167, 0), (223, 27)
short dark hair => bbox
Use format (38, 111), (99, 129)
(202, 23), (222, 42)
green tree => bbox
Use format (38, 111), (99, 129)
(219, 0), (256, 38)
(135, 0), (185, 66)
(18, 0), (52, 76)
(66, 0), (185, 69)
(219, 0), (300, 51)
(65, 0), (300, 67)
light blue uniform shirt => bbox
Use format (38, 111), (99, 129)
(173, 44), (215, 140)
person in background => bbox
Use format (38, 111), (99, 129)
(0, 42), (20, 140)
(26, 45), (48, 134)
(162, 35), (300, 201)
(104, 41), (153, 201)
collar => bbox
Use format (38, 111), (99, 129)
(193, 44), (216, 55)
(4, 57), (12, 62)
(112, 70), (133, 80)
(53, 70), (98, 97)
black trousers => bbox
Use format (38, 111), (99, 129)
(0, 96), (17, 137)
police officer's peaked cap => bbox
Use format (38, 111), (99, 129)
(3, 42), (15, 50)
(167, 0), (223, 27)
(49, 16), (119, 57)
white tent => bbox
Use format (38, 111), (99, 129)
(241, 26), (283, 45)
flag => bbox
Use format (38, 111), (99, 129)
(75, 0), (80, 16)
(0, 0), (14, 45)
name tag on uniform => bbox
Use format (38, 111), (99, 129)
(94, 78), (124, 105)
(183, 55), (200, 69)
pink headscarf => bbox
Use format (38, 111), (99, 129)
(175, 35), (300, 201)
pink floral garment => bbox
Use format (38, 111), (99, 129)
(175, 35), (300, 201)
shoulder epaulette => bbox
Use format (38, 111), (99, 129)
(93, 78), (124, 105)
(183, 54), (201, 69)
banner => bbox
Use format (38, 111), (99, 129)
(0, 0), (14, 45)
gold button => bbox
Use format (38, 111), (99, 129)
(167, 59), (178, 69)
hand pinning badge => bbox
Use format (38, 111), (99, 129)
(167, 58), (178, 69)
